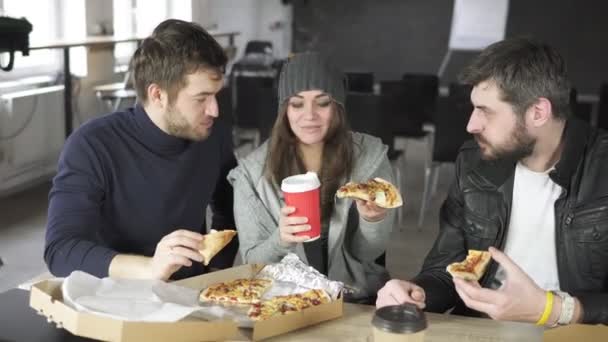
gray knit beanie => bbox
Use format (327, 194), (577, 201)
(278, 52), (346, 109)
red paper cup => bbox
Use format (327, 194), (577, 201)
(281, 172), (321, 242)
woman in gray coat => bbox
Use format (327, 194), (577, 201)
(228, 52), (400, 303)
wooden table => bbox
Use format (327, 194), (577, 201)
(3, 287), (603, 341)
(264, 303), (543, 341)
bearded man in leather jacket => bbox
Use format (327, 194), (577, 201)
(377, 37), (608, 326)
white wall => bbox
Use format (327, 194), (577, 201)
(84, 0), (114, 36)
(0, 86), (65, 197)
(78, 0), (121, 123)
(191, 0), (211, 27)
(256, 0), (292, 58)
(206, 0), (258, 61)
(204, 0), (292, 60)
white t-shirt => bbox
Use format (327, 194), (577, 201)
(494, 162), (562, 291)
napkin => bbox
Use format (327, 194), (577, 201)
(61, 271), (203, 322)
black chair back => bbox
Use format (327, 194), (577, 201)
(380, 79), (426, 138)
(216, 86), (233, 127)
(569, 87), (592, 123)
(597, 83), (608, 130)
(232, 75), (278, 143)
(244, 40), (273, 55)
(258, 94), (278, 142)
(234, 76), (275, 128)
(402, 73), (439, 125)
(570, 87), (578, 113)
(346, 72), (374, 93)
(345, 92), (395, 154)
(432, 83), (473, 163)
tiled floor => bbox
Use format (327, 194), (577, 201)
(0, 137), (454, 293)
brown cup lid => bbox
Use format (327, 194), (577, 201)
(372, 304), (427, 334)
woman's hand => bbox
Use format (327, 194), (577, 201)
(355, 200), (388, 222)
(278, 206), (312, 246)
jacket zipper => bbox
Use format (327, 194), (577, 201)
(481, 197), (510, 287)
(555, 189), (569, 291)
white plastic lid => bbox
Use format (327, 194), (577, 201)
(281, 172), (321, 193)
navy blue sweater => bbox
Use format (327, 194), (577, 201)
(45, 105), (237, 280)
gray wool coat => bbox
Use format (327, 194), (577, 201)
(227, 132), (396, 301)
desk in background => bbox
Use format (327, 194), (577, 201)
(29, 32), (239, 139)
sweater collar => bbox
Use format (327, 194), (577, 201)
(133, 105), (189, 154)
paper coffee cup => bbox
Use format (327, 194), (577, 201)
(281, 172), (321, 242)
(371, 304), (427, 342)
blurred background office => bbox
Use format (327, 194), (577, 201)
(1, 0), (608, 293)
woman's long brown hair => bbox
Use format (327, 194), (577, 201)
(265, 101), (354, 223)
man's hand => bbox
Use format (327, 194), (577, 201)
(453, 247), (546, 322)
(147, 229), (204, 281)
(355, 200), (389, 222)
(376, 279), (426, 309)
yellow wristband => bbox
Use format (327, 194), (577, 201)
(536, 291), (554, 326)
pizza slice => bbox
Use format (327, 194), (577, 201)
(336, 177), (403, 208)
(199, 278), (273, 304)
(247, 289), (331, 321)
(198, 229), (237, 266)
(446, 250), (492, 281)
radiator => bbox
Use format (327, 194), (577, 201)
(0, 85), (65, 197)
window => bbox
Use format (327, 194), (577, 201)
(168, 0), (193, 24)
(0, 0), (86, 77)
(60, 0), (87, 77)
(113, 0), (137, 63)
(113, 0), (192, 65)
(0, 0), (60, 73)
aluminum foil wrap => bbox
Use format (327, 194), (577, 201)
(255, 253), (345, 299)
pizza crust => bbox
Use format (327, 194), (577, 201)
(446, 250), (492, 281)
(198, 229), (237, 266)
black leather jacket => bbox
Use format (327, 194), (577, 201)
(413, 119), (608, 324)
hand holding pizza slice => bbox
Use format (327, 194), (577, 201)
(336, 177), (403, 209)
(198, 229), (237, 266)
(446, 250), (492, 281)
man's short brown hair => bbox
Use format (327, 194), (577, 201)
(459, 37), (571, 120)
(129, 19), (227, 104)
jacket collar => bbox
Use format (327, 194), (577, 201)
(549, 118), (591, 188)
(470, 118), (591, 189)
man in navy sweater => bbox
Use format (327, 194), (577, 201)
(44, 19), (238, 281)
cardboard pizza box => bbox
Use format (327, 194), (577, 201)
(174, 264), (344, 341)
(29, 279), (238, 341)
(29, 264), (344, 341)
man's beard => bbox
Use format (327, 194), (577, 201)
(475, 119), (535, 161)
(164, 106), (212, 141)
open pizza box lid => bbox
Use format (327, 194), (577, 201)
(29, 264), (344, 341)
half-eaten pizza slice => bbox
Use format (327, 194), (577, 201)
(446, 250), (492, 281)
(336, 177), (403, 208)
(198, 229), (237, 266)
